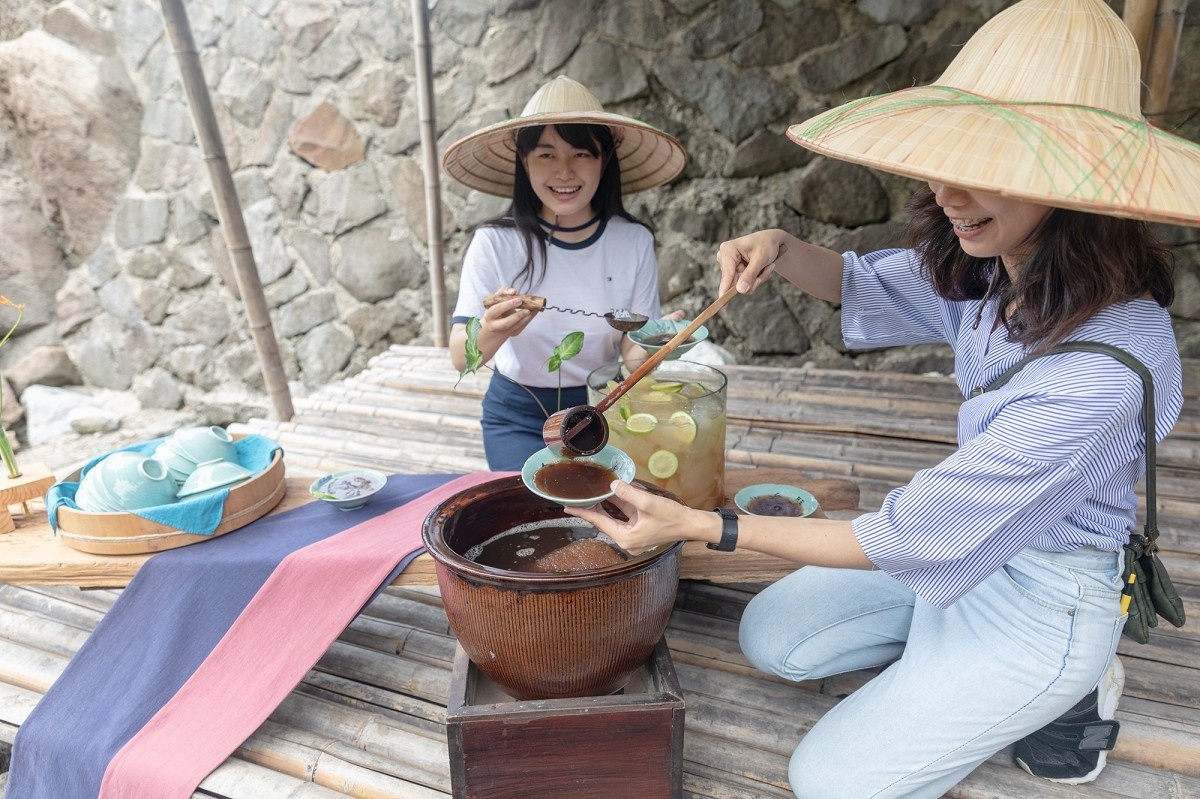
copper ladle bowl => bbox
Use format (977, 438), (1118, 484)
(603, 311), (650, 332)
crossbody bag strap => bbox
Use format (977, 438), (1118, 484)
(976, 341), (1158, 544)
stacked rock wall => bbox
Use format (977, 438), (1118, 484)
(1, 0), (1198, 431)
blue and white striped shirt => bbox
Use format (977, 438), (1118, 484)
(842, 249), (1184, 608)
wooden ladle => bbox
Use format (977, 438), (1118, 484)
(543, 283), (741, 456)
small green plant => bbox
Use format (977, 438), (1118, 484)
(456, 317), (584, 417)
(0, 296), (24, 479)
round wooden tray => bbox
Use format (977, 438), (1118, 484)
(56, 449), (286, 555)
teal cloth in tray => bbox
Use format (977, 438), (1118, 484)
(45, 434), (283, 535)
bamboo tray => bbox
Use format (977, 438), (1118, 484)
(55, 448), (286, 555)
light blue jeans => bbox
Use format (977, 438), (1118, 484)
(739, 546), (1125, 799)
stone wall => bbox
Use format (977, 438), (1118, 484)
(1, 0), (1199, 433)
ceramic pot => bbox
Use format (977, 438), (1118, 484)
(422, 475), (681, 701)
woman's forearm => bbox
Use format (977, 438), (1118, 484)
(769, 232), (845, 303)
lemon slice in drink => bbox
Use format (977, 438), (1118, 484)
(649, 381), (684, 393)
(669, 410), (698, 444)
(647, 450), (679, 479)
(642, 390), (674, 403)
(625, 413), (658, 434)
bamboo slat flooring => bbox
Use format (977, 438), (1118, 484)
(3, 344), (1197, 797)
(0, 582), (1196, 799)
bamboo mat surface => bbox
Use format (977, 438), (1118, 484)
(1, 344), (1197, 797)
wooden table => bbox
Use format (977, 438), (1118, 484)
(0, 466), (860, 589)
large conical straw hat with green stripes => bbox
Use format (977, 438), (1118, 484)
(788, 0), (1200, 227)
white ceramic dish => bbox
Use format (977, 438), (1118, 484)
(310, 468), (388, 511)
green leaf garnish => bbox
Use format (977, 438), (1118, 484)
(456, 317), (484, 387)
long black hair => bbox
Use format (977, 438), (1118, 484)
(906, 185), (1173, 352)
(471, 123), (652, 292)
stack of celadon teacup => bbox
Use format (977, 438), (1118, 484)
(74, 426), (252, 512)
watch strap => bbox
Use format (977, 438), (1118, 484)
(707, 507), (738, 552)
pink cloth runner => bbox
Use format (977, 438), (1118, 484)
(98, 472), (496, 798)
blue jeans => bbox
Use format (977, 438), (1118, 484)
(739, 546), (1124, 799)
(480, 376), (587, 472)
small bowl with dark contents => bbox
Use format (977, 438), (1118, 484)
(521, 445), (635, 507)
(734, 483), (819, 518)
(627, 318), (709, 361)
(310, 468), (388, 511)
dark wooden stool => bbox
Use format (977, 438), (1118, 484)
(445, 638), (685, 798)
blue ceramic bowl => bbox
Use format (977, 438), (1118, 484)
(177, 458), (254, 501)
(90, 452), (179, 511)
(171, 425), (236, 465)
(734, 483), (819, 518)
(521, 445), (635, 507)
(310, 469), (388, 511)
(627, 319), (709, 361)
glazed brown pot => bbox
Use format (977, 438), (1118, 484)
(422, 475), (682, 700)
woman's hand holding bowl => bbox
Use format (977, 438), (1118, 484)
(564, 480), (703, 555)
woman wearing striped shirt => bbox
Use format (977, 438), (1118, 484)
(568, 1), (1200, 795)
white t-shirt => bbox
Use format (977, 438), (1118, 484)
(452, 217), (662, 387)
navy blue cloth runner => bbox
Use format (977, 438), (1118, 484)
(7, 473), (458, 799)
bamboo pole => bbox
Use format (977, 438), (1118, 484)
(158, 0), (294, 422)
(1143, 0), (1188, 122)
(411, 0), (448, 347)
(1123, 0), (1159, 73)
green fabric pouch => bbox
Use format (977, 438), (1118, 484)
(1122, 534), (1186, 645)
(982, 342), (1186, 645)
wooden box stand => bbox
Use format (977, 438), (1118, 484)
(446, 638), (684, 799)
(0, 461), (56, 534)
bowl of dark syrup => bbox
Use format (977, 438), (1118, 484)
(626, 318), (709, 361)
(734, 483), (819, 517)
(521, 445), (635, 507)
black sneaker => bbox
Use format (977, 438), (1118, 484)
(1014, 657), (1124, 784)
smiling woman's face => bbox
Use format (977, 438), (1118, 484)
(521, 126), (604, 228)
(927, 182), (1052, 274)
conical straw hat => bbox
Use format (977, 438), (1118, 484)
(788, 0), (1200, 227)
(442, 76), (687, 197)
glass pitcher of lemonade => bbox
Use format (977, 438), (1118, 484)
(587, 360), (727, 510)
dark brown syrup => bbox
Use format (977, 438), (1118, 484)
(642, 333), (695, 346)
(467, 525), (627, 572)
(746, 494), (806, 517)
(534, 460), (617, 499)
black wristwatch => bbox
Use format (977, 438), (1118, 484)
(707, 507), (739, 552)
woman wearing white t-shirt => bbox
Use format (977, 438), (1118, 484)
(442, 77), (686, 470)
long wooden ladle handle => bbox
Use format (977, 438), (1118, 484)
(595, 283), (739, 414)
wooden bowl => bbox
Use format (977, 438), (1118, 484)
(422, 475), (681, 700)
(56, 448), (285, 555)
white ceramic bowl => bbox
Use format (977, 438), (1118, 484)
(310, 469), (388, 511)
(521, 445), (635, 507)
